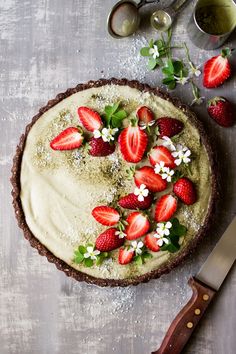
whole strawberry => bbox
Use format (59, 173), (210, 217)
(95, 228), (124, 252)
(118, 193), (153, 210)
(173, 177), (197, 205)
(156, 117), (184, 138)
(207, 97), (234, 127)
(89, 137), (115, 156)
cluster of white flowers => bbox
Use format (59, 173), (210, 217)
(84, 246), (100, 260)
(130, 240), (144, 255)
(172, 144), (191, 166)
(93, 127), (118, 142)
(155, 161), (175, 183)
(134, 184), (149, 202)
(153, 221), (172, 246)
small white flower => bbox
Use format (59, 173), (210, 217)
(161, 167), (175, 182)
(93, 129), (102, 139)
(84, 246), (100, 260)
(189, 62), (201, 78)
(139, 120), (156, 130)
(134, 184), (149, 202)
(154, 234), (170, 247)
(130, 240), (144, 255)
(172, 144), (191, 166)
(162, 136), (176, 151)
(191, 96), (205, 106)
(115, 230), (127, 239)
(94, 127), (118, 142)
(155, 221), (172, 237)
(149, 45), (159, 59)
(174, 75), (189, 85)
(154, 161), (165, 174)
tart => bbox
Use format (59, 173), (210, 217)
(11, 78), (217, 286)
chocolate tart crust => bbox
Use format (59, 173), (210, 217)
(11, 78), (218, 287)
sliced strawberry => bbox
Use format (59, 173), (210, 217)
(149, 145), (176, 168)
(118, 248), (135, 265)
(77, 106), (103, 132)
(173, 177), (197, 205)
(155, 194), (178, 222)
(156, 117), (184, 138)
(134, 166), (167, 193)
(92, 206), (120, 226)
(50, 127), (83, 150)
(89, 137), (115, 156)
(137, 106), (154, 125)
(125, 212), (150, 240)
(95, 228), (124, 252)
(144, 232), (160, 252)
(118, 124), (148, 163)
(203, 48), (232, 88)
(118, 193), (153, 210)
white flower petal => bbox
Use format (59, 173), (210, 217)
(138, 194), (144, 202)
(84, 253), (90, 259)
(166, 221), (172, 229)
(142, 189), (149, 197)
(167, 176), (172, 182)
(87, 246), (94, 253)
(134, 187), (140, 196)
(164, 229), (170, 236)
(94, 250), (101, 256)
(163, 237), (169, 244)
(174, 159), (182, 166)
(157, 239), (163, 246)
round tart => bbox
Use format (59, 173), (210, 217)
(11, 79), (217, 286)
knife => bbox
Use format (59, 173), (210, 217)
(151, 215), (236, 354)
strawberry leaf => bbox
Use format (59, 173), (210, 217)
(104, 102), (127, 129)
(73, 251), (84, 264)
(79, 245), (87, 254)
(84, 258), (93, 267)
(147, 57), (157, 70)
(140, 47), (151, 57)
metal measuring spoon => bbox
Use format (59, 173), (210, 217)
(150, 0), (189, 32)
(107, 0), (159, 38)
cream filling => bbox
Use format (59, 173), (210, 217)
(20, 84), (212, 280)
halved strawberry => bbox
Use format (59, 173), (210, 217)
(125, 212), (150, 240)
(134, 166), (167, 193)
(118, 192), (153, 210)
(156, 117), (184, 138)
(144, 232), (160, 252)
(77, 106), (102, 132)
(118, 248), (135, 265)
(95, 228), (124, 252)
(118, 124), (148, 163)
(203, 48), (232, 88)
(173, 177), (197, 205)
(89, 137), (115, 156)
(92, 206), (120, 226)
(149, 145), (176, 168)
(137, 106), (154, 124)
(155, 194), (178, 222)
(50, 127), (83, 150)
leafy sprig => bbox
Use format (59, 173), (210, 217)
(160, 218), (187, 253)
(73, 244), (109, 267)
(134, 249), (153, 265)
(103, 102), (127, 129)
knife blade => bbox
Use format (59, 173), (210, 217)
(152, 215), (236, 354)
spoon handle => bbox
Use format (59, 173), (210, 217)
(138, 0), (160, 9)
(171, 0), (189, 13)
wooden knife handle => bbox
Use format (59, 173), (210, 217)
(151, 277), (216, 354)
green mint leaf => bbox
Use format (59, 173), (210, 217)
(113, 110), (127, 120)
(156, 58), (164, 66)
(168, 81), (176, 90)
(79, 245), (87, 254)
(142, 252), (153, 260)
(167, 59), (174, 73)
(161, 243), (179, 253)
(140, 47), (151, 57)
(155, 39), (164, 50)
(134, 255), (143, 265)
(84, 258), (93, 267)
(173, 61), (183, 74)
(170, 218), (187, 237)
(162, 67), (173, 76)
(162, 77), (175, 84)
(149, 39), (154, 47)
(74, 252), (84, 264)
(147, 57), (157, 71)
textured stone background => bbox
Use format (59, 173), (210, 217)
(0, 0), (236, 353)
